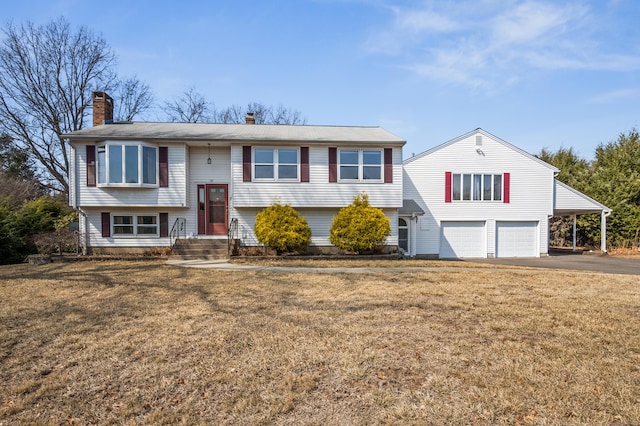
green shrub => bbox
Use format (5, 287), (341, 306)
(329, 193), (391, 254)
(0, 196), (28, 264)
(254, 203), (311, 254)
(0, 195), (76, 264)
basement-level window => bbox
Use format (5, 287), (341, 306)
(112, 215), (158, 237)
(97, 142), (158, 186)
(452, 173), (502, 201)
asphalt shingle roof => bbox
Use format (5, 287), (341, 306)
(63, 122), (405, 145)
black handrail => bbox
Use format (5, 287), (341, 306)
(170, 218), (187, 247)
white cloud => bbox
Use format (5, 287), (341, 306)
(365, 4), (464, 54)
(392, 7), (460, 34)
(490, 1), (586, 46)
(367, 0), (640, 89)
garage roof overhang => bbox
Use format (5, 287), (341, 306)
(553, 180), (611, 217)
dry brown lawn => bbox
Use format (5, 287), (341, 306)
(0, 261), (638, 425)
(230, 258), (516, 269)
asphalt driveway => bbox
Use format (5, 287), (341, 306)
(471, 251), (640, 276)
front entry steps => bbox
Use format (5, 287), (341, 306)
(170, 238), (229, 260)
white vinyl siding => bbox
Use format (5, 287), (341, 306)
(82, 209), (173, 248)
(74, 142), (187, 207)
(231, 145), (402, 208)
(404, 131), (553, 258)
(230, 207), (398, 248)
(180, 145), (233, 238)
(496, 221), (538, 258)
(440, 221), (486, 258)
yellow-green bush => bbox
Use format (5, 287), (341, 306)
(329, 194), (390, 254)
(254, 203), (311, 254)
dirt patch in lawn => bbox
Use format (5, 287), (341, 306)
(1, 261), (638, 425)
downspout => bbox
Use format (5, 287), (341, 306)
(601, 210), (612, 254)
(69, 142), (86, 255)
(78, 209), (88, 255)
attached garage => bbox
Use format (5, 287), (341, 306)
(440, 221), (485, 258)
(496, 221), (538, 258)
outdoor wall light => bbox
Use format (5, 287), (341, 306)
(207, 143), (212, 164)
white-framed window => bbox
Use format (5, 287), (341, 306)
(452, 173), (502, 201)
(253, 148), (299, 181)
(112, 214), (158, 237)
(96, 142), (158, 187)
(338, 149), (382, 181)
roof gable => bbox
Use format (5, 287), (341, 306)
(403, 128), (559, 172)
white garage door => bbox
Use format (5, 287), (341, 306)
(496, 221), (538, 258)
(440, 221), (485, 258)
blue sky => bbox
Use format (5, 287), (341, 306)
(4, 0), (640, 160)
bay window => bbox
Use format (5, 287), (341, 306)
(96, 142), (158, 186)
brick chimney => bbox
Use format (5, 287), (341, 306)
(245, 112), (255, 125)
(93, 91), (114, 126)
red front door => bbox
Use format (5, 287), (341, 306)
(197, 184), (228, 235)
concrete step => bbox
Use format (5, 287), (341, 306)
(173, 239), (228, 247)
(170, 238), (229, 260)
(169, 254), (229, 260)
(171, 248), (228, 254)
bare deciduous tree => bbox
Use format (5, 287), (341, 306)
(214, 104), (245, 124)
(162, 87), (212, 123)
(163, 88), (307, 125)
(114, 77), (153, 122)
(216, 102), (306, 125)
(0, 17), (152, 194)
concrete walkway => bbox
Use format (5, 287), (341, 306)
(165, 259), (535, 274)
(167, 253), (640, 275)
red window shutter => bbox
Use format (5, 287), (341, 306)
(159, 147), (168, 187)
(445, 172), (452, 203)
(300, 147), (309, 182)
(328, 147), (337, 183)
(243, 146), (252, 182)
(101, 212), (110, 237)
(159, 213), (169, 238)
(503, 172), (510, 203)
(86, 145), (96, 187)
(384, 148), (393, 183)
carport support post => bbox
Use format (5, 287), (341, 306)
(572, 215), (577, 252)
(601, 211), (608, 253)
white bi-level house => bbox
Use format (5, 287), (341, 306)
(64, 92), (610, 258)
(65, 92), (405, 255)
